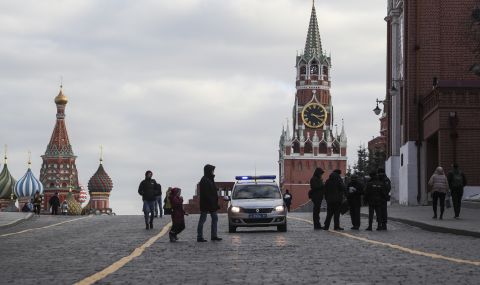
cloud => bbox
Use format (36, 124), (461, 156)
(0, 0), (386, 214)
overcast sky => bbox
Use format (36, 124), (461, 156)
(0, 0), (386, 214)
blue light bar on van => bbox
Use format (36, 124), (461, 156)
(235, 175), (276, 180)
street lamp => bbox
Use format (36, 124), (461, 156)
(373, 98), (384, 115)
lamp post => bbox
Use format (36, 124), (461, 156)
(373, 98), (385, 115)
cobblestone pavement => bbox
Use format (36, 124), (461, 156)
(1, 213), (479, 285)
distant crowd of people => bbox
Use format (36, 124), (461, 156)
(21, 191), (69, 216)
(299, 163), (467, 231)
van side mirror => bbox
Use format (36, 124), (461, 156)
(223, 196), (231, 201)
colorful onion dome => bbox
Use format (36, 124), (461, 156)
(54, 85), (68, 105)
(15, 160), (44, 198)
(88, 163), (113, 193)
(66, 190), (82, 215)
(0, 163), (16, 199)
(79, 184), (88, 203)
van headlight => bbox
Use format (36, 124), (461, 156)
(275, 205), (285, 212)
(231, 206), (241, 213)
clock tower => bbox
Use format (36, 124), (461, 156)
(279, 2), (348, 210)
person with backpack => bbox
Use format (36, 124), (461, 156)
(49, 192), (61, 215)
(169, 187), (188, 242)
(447, 163), (467, 219)
(364, 171), (387, 231)
(377, 168), (391, 229)
(309, 168), (325, 230)
(323, 169), (346, 231)
(138, 170), (162, 230)
(346, 174), (364, 230)
(428, 166), (449, 220)
(283, 190), (293, 212)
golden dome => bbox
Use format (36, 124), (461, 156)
(54, 86), (68, 105)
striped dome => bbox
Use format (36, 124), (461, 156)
(0, 164), (16, 199)
(14, 168), (44, 198)
(88, 164), (113, 193)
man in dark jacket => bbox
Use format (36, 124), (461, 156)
(364, 171), (388, 230)
(138, 170), (162, 230)
(197, 164), (222, 242)
(447, 163), (467, 219)
(283, 190), (293, 212)
(347, 174), (364, 230)
(377, 168), (391, 230)
(323, 170), (346, 231)
(309, 167), (325, 230)
(49, 192), (61, 215)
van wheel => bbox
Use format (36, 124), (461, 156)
(277, 223), (287, 232)
(229, 225), (237, 233)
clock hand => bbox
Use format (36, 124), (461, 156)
(312, 114), (324, 120)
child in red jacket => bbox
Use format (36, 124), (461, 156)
(169, 188), (187, 242)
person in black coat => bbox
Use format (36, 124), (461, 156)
(447, 163), (467, 219)
(309, 167), (325, 230)
(283, 190), (293, 212)
(323, 170), (346, 231)
(196, 164), (222, 242)
(49, 192), (61, 215)
(377, 168), (391, 230)
(364, 171), (388, 231)
(346, 174), (364, 230)
(138, 170), (162, 230)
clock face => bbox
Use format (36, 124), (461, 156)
(301, 103), (327, 128)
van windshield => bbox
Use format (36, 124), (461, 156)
(232, 185), (281, 199)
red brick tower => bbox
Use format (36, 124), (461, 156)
(279, 2), (348, 210)
(40, 86), (81, 208)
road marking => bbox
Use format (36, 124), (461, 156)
(289, 216), (480, 267)
(0, 216), (90, 238)
(75, 222), (172, 285)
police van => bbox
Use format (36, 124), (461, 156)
(225, 175), (287, 233)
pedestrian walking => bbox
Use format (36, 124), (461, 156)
(49, 192), (60, 215)
(33, 191), (42, 216)
(61, 200), (68, 215)
(346, 174), (364, 230)
(169, 187), (188, 242)
(197, 164), (222, 242)
(364, 171), (388, 230)
(21, 202), (31, 212)
(163, 187), (173, 215)
(377, 168), (391, 229)
(283, 189), (293, 212)
(323, 169), (346, 231)
(154, 186), (163, 218)
(428, 166), (449, 220)
(447, 163), (467, 219)
(309, 167), (325, 230)
(138, 170), (162, 230)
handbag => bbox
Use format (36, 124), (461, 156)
(445, 192), (452, 209)
(340, 199), (349, 215)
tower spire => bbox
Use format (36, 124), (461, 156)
(28, 151), (32, 168)
(100, 145), (104, 165)
(3, 145), (7, 164)
(304, 0), (322, 59)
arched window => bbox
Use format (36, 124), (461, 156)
(293, 141), (300, 153)
(323, 66), (329, 80)
(332, 141), (340, 154)
(304, 141), (313, 154)
(319, 142), (327, 154)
